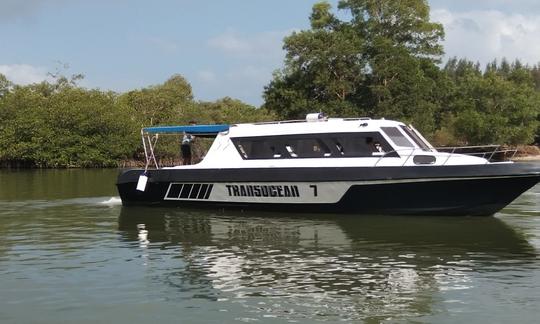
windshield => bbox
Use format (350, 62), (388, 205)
(399, 125), (432, 151)
(381, 127), (414, 148)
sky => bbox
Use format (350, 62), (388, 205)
(1, 0), (540, 106)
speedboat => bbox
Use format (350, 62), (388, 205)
(117, 113), (540, 215)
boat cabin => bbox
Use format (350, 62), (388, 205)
(141, 113), (505, 170)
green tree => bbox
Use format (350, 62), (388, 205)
(0, 78), (139, 167)
(264, 0), (445, 134)
(264, 2), (365, 119)
(339, 0), (443, 59)
(532, 64), (540, 91)
(194, 97), (276, 124)
(120, 74), (194, 126)
(438, 59), (539, 145)
(0, 73), (11, 97)
(0, 85), (49, 166)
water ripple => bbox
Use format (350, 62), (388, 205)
(0, 177), (539, 323)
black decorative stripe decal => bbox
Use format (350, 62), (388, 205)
(165, 183), (214, 200)
(165, 183), (183, 199)
(190, 184), (201, 199)
(204, 184), (213, 199)
(180, 184), (191, 198)
(198, 184), (209, 199)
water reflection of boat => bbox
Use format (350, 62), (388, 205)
(118, 208), (536, 321)
(119, 207), (534, 257)
(338, 216), (536, 255)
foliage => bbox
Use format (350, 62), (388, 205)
(0, 74), (11, 97)
(189, 97), (276, 124)
(0, 72), (274, 167)
(0, 78), (139, 167)
(2, 0), (540, 169)
(440, 58), (539, 145)
(118, 74), (194, 127)
(264, 1), (539, 145)
(263, 0), (445, 135)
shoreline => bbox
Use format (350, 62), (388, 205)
(1, 157), (539, 169)
(1, 146), (539, 169)
(512, 155), (540, 162)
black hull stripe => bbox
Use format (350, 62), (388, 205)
(117, 163), (540, 184)
(346, 174), (539, 185)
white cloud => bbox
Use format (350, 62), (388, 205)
(432, 9), (540, 65)
(0, 0), (43, 20)
(191, 65), (273, 106)
(226, 65), (271, 84)
(207, 28), (292, 62)
(200, 28), (296, 105)
(0, 64), (49, 85)
(142, 36), (179, 55)
(208, 30), (251, 53)
(196, 70), (217, 83)
(0, 0), (68, 22)
(429, 0), (540, 14)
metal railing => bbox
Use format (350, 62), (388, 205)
(374, 145), (518, 167)
(435, 145), (518, 163)
(252, 117), (372, 126)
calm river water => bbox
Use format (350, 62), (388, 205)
(0, 169), (539, 323)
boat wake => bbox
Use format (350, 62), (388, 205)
(0, 196), (123, 211)
(51, 196), (123, 207)
(99, 197), (123, 206)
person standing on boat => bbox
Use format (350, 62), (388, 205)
(366, 137), (383, 153)
(181, 121), (196, 165)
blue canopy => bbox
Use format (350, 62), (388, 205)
(143, 124), (229, 135)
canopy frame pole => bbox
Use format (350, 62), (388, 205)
(147, 134), (159, 169)
(141, 129), (150, 171)
(142, 130), (160, 170)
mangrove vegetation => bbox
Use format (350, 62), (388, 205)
(1, 0), (539, 168)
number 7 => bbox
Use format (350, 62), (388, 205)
(309, 185), (318, 197)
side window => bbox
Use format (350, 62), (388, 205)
(285, 138), (331, 158)
(329, 136), (373, 157)
(381, 127), (414, 147)
(231, 133), (397, 159)
(269, 144), (284, 158)
(234, 138), (286, 159)
(328, 133), (393, 157)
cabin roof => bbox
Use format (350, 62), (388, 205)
(227, 118), (404, 137)
(143, 124), (230, 135)
(141, 117), (404, 137)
